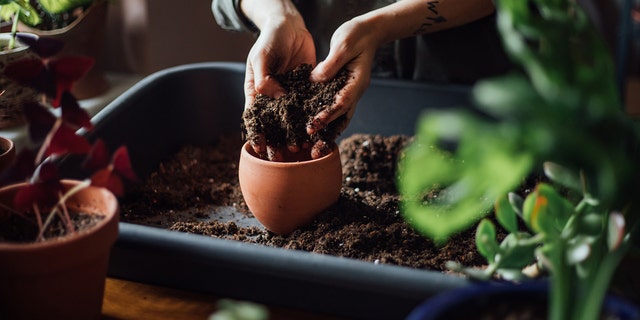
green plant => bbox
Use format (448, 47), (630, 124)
(209, 299), (269, 320)
(0, 0), (39, 49)
(446, 162), (632, 320)
(397, 0), (640, 319)
(1, 0), (97, 39)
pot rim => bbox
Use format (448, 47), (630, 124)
(0, 32), (31, 54)
(240, 140), (339, 167)
(0, 137), (15, 158)
(406, 280), (640, 320)
(0, 179), (118, 250)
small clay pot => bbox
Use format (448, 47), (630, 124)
(0, 136), (16, 173)
(0, 180), (119, 320)
(238, 141), (343, 234)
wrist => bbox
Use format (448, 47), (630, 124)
(240, 0), (305, 31)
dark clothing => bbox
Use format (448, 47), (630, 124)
(212, 0), (511, 84)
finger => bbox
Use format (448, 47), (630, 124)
(267, 145), (285, 162)
(287, 143), (300, 153)
(308, 62), (370, 134)
(244, 61), (257, 110)
(250, 133), (268, 157)
(252, 53), (285, 98)
(306, 89), (354, 134)
(310, 140), (332, 159)
(310, 46), (351, 83)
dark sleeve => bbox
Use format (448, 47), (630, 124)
(211, 0), (258, 33)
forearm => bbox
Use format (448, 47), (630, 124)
(240, 0), (305, 31)
(355, 0), (495, 46)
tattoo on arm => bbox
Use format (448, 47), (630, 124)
(414, 1), (447, 35)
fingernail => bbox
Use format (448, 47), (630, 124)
(267, 147), (284, 162)
(306, 118), (324, 134)
(287, 144), (300, 153)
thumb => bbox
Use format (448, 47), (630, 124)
(310, 52), (346, 82)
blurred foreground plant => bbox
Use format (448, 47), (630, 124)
(397, 0), (640, 319)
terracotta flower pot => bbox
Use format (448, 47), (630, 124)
(0, 180), (119, 320)
(238, 141), (343, 234)
(18, 1), (110, 100)
(0, 136), (16, 173)
(0, 32), (39, 128)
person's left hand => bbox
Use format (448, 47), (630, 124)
(306, 17), (381, 137)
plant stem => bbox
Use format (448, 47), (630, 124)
(548, 243), (571, 320)
(562, 198), (589, 239)
(575, 237), (630, 320)
(56, 180), (92, 234)
(8, 12), (19, 50)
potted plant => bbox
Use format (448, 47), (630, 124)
(398, 0), (640, 319)
(238, 64), (347, 234)
(0, 33), (136, 319)
(6, 0), (111, 99)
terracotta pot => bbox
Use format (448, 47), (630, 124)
(0, 33), (39, 128)
(19, 1), (110, 100)
(238, 141), (343, 234)
(0, 180), (119, 320)
(0, 136), (16, 173)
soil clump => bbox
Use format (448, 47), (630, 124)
(242, 64), (349, 160)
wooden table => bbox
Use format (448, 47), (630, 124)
(102, 278), (348, 320)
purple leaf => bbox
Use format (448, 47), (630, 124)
(112, 146), (138, 182)
(23, 102), (56, 143)
(83, 139), (110, 171)
(16, 34), (64, 58)
(42, 123), (91, 158)
(60, 91), (93, 130)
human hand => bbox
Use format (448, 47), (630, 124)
(306, 18), (380, 137)
(243, 14), (316, 160)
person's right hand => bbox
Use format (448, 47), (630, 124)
(242, 1), (316, 161)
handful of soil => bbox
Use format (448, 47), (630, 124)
(242, 64), (350, 161)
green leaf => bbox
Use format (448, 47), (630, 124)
(16, 1), (40, 26)
(566, 238), (591, 265)
(607, 212), (625, 251)
(497, 233), (537, 269)
(495, 194), (519, 233)
(522, 183), (573, 235)
(473, 74), (540, 118)
(0, 0), (40, 26)
(398, 111), (534, 243)
(543, 161), (582, 192)
(0, 3), (19, 22)
(508, 192), (524, 217)
(475, 219), (500, 263)
(37, 0), (94, 14)
(578, 212), (603, 236)
(495, 268), (527, 281)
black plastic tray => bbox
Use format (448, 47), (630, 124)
(86, 62), (475, 319)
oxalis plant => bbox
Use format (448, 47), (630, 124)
(0, 34), (137, 242)
(397, 0), (640, 319)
